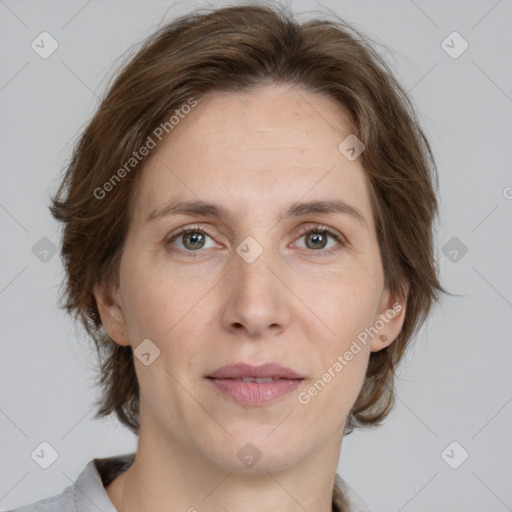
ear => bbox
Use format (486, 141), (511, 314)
(370, 284), (409, 353)
(93, 280), (131, 347)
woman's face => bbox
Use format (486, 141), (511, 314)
(96, 84), (405, 472)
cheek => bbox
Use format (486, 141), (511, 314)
(299, 268), (380, 407)
(119, 256), (216, 383)
(119, 252), (195, 340)
(296, 342), (370, 435)
(288, 237), (382, 322)
(305, 268), (382, 344)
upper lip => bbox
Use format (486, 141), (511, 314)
(207, 363), (304, 380)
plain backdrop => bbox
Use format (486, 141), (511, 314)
(1, 0), (511, 510)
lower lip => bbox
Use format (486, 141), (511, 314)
(208, 378), (302, 406)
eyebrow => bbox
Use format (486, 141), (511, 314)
(146, 198), (367, 227)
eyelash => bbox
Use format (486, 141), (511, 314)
(165, 223), (347, 258)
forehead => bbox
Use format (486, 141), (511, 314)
(131, 84), (373, 229)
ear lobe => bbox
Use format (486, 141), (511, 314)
(370, 284), (408, 353)
(93, 281), (131, 347)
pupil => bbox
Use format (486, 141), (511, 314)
(308, 232), (326, 249)
(186, 232), (204, 249)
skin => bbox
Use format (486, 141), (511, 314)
(94, 84), (407, 512)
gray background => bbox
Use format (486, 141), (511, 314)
(1, 0), (511, 510)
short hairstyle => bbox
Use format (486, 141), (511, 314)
(50, 3), (445, 435)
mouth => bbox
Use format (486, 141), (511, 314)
(206, 363), (305, 406)
(206, 362), (305, 380)
(227, 376), (288, 383)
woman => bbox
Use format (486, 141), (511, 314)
(12, 3), (444, 511)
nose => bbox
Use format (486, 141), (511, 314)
(221, 247), (291, 339)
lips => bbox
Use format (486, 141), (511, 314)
(206, 363), (305, 406)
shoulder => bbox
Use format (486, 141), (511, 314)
(6, 453), (134, 512)
(6, 485), (75, 511)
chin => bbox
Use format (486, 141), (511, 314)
(198, 428), (311, 474)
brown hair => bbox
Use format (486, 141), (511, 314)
(50, 2), (445, 435)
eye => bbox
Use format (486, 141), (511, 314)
(165, 223), (347, 257)
(166, 225), (217, 254)
(293, 224), (346, 255)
